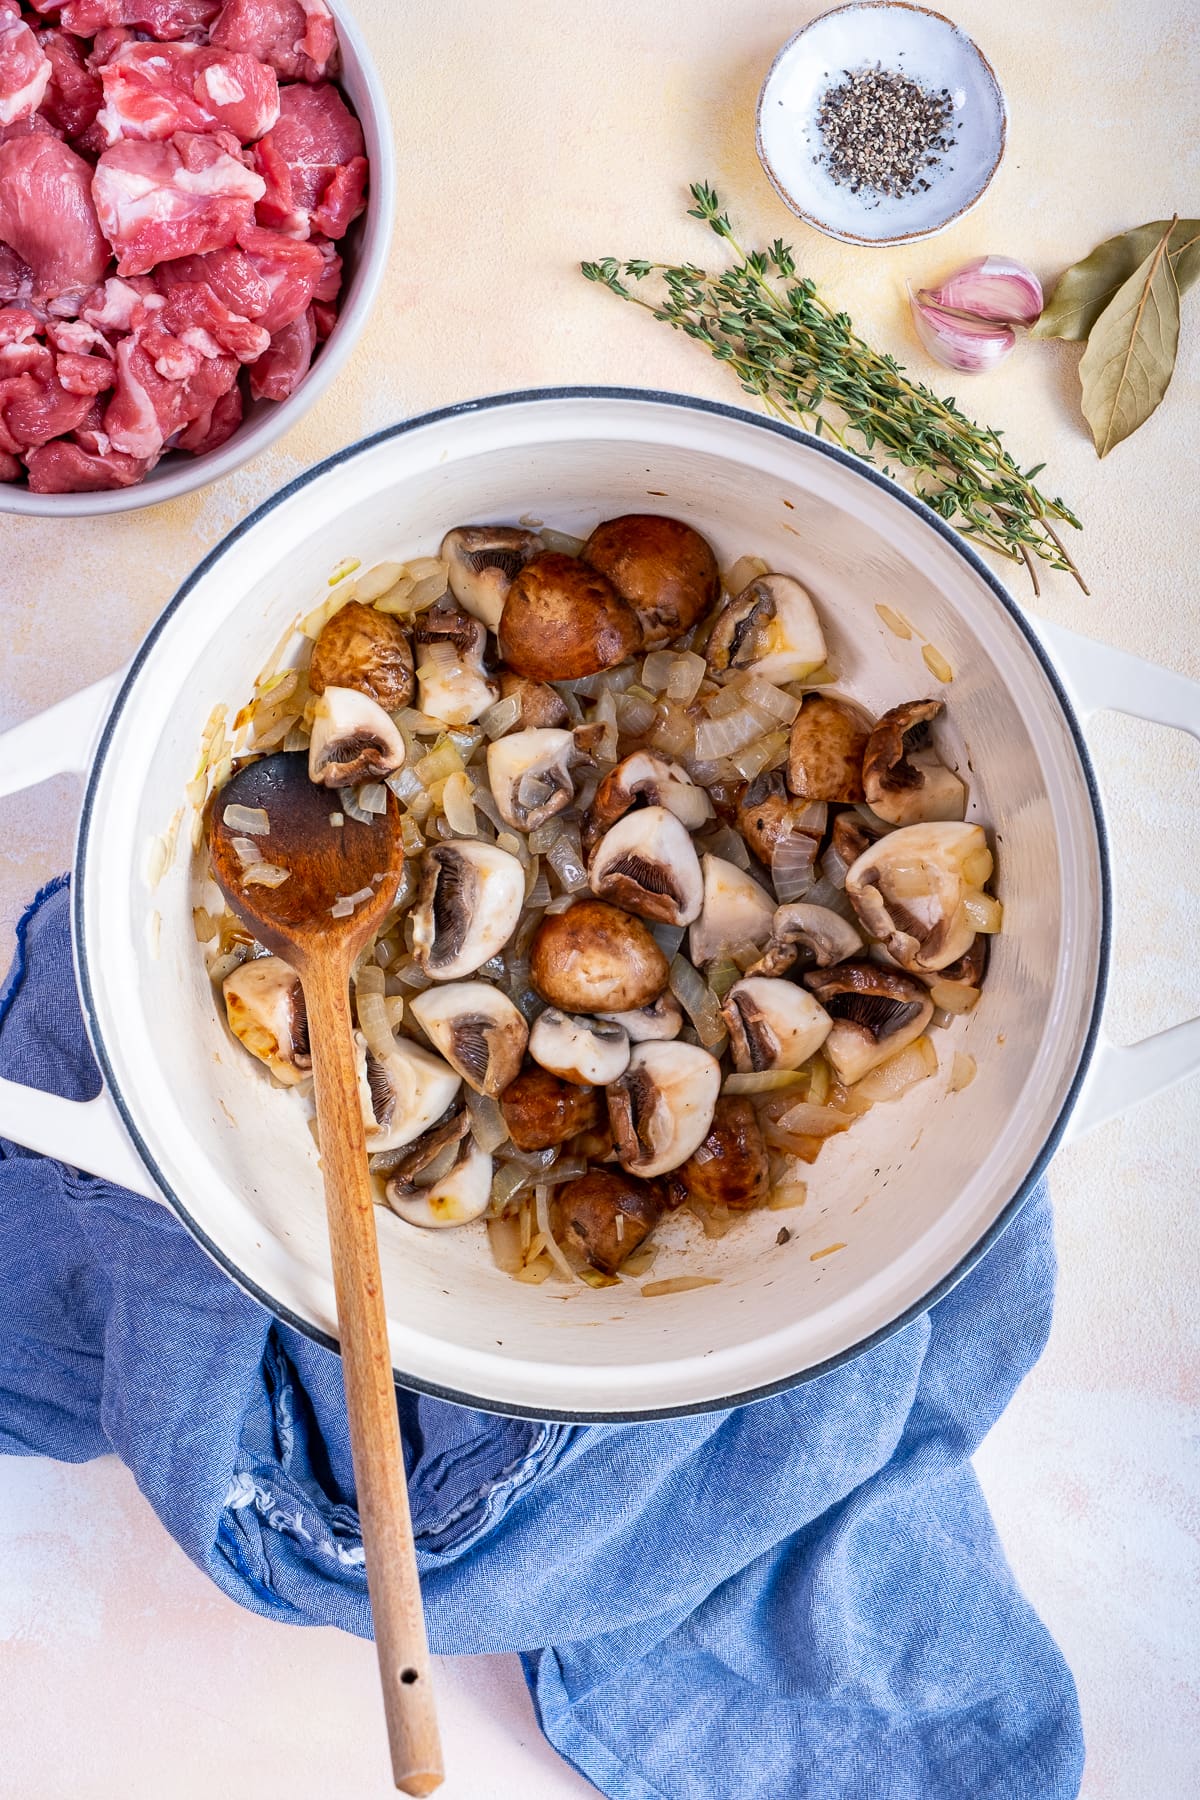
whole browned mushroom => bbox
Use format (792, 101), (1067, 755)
(732, 770), (826, 869)
(498, 553), (642, 682)
(500, 1065), (603, 1151)
(583, 514), (720, 648)
(498, 671), (570, 728)
(308, 600), (415, 711)
(550, 1168), (665, 1274)
(861, 699), (966, 826)
(529, 899), (670, 1014)
(803, 961), (934, 1085)
(664, 1096), (769, 1213)
(787, 694), (871, 803)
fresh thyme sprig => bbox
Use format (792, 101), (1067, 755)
(582, 182), (1086, 594)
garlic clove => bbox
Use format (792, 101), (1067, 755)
(924, 255), (1044, 327)
(908, 287), (1015, 373)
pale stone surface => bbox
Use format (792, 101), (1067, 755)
(0, 0), (1196, 1794)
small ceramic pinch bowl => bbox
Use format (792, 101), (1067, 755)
(757, 2), (1007, 246)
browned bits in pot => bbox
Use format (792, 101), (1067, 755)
(550, 1167), (665, 1274)
(498, 553), (642, 682)
(529, 899), (669, 1014)
(583, 514), (719, 649)
(308, 601), (414, 711)
(499, 1066), (603, 1151)
(665, 1095), (769, 1213)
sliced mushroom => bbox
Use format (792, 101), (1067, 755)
(830, 807), (884, 868)
(607, 1040), (722, 1178)
(583, 514), (720, 648)
(222, 956), (310, 1085)
(720, 977), (830, 1074)
(845, 821), (993, 974)
(500, 1064), (603, 1151)
(588, 805), (704, 927)
(441, 525), (544, 631)
(583, 751), (711, 851)
(732, 770), (826, 869)
(688, 854), (775, 968)
(307, 685), (406, 787)
(498, 671), (569, 728)
(787, 693), (871, 802)
(550, 1168), (665, 1274)
(598, 991), (684, 1042)
(923, 934), (988, 1002)
(707, 574), (827, 684)
(664, 1096), (769, 1212)
(413, 842), (525, 980)
(529, 1008), (631, 1086)
(529, 899), (669, 1013)
(748, 903), (863, 977)
(803, 961), (934, 1085)
(412, 609), (498, 726)
(308, 601), (414, 711)
(385, 1122), (492, 1229)
(862, 700), (966, 826)
(355, 1030), (463, 1152)
(498, 552), (642, 682)
(486, 727), (576, 832)
(408, 981), (528, 1096)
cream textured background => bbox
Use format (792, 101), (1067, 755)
(0, 1), (1197, 1795)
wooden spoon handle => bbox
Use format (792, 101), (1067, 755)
(302, 956), (444, 1796)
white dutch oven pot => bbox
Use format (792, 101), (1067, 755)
(2, 391), (1198, 1420)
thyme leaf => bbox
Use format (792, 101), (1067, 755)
(582, 183), (1086, 593)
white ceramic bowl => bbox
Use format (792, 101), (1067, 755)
(1, 390), (1198, 1420)
(0, 0), (395, 519)
(757, 2), (1007, 245)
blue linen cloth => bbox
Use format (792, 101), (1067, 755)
(0, 876), (1083, 1799)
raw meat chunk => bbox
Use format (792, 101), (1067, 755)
(79, 272), (162, 330)
(210, 0), (335, 84)
(0, 353), (95, 449)
(55, 349), (117, 394)
(252, 82), (364, 239)
(0, 134), (110, 298)
(36, 29), (104, 139)
(175, 374), (240, 450)
(102, 320), (237, 454)
(236, 220), (321, 329)
(247, 299), (313, 400)
(0, 449), (20, 480)
(92, 131), (265, 274)
(97, 41), (278, 145)
(157, 267), (271, 359)
(25, 437), (151, 488)
(0, 307), (40, 347)
(309, 234), (341, 301)
(163, 242), (268, 312)
(0, 10), (53, 127)
(51, 1), (222, 40)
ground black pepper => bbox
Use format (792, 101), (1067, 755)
(815, 64), (956, 200)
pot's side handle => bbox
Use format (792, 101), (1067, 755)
(0, 672), (124, 798)
(1037, 620), (1200, 1141)
(0, 671), (157, 1197)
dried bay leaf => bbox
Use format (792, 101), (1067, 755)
(1034, 218), (1200, 341)
(1078, 222), (1181, 457)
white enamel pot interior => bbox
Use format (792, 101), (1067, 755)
(5, 390), (1198, 1419)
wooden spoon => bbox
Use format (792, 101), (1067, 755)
(209, 752), (443, 1796)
